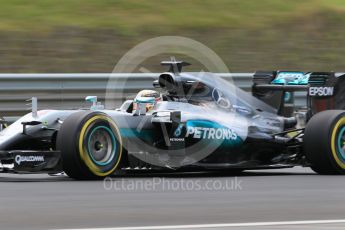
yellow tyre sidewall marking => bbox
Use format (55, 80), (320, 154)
(78, 115), (122, 176)
(331, 116), (345, 169)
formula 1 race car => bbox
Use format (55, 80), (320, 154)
(1, 60), (345, 179)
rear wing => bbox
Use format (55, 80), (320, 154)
(252, 71), (343, 117)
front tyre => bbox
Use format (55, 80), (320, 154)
(57, 111), (123, 180)
(304, 110), (345, 174)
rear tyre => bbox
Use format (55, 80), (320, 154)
(57, 111), (123, 180)
(304, 110), (345, 174)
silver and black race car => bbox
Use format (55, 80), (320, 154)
(1, 60), (345, 179)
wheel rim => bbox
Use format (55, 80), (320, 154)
(336, 126), (345, 162)
(87, 126), (116, 166)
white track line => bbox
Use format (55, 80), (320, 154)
(57, 219), (345, 230)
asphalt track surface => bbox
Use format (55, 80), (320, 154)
(1, 167), (345, 230)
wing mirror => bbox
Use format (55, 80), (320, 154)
(85, 96), (104, 110)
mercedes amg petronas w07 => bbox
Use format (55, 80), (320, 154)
(1, 61), (345, 179)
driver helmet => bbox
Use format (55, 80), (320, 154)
(133, 90), (161, 112)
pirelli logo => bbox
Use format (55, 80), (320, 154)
(309, 86), (334, 97)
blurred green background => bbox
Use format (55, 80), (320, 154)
(0, 0), (345, 72)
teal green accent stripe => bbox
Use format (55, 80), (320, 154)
(337, 126), (345, 162)
(87, 126), (116, 166)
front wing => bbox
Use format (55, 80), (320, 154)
(0, 150), (61, 173)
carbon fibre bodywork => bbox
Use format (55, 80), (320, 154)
(1, 61), (344, 175)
